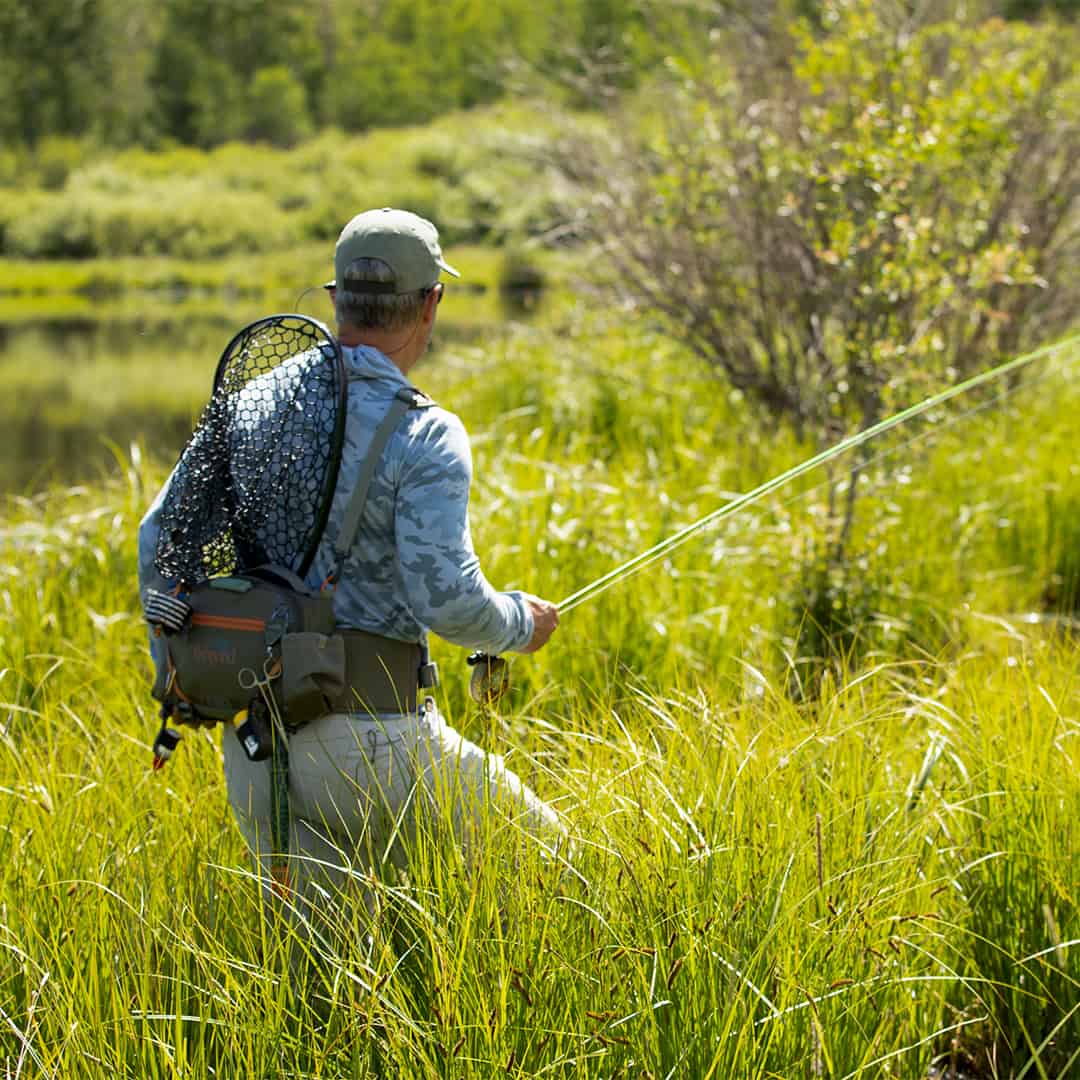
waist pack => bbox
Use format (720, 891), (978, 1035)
(147, 564), (343, 732)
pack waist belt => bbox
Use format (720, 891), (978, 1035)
(333, 629), (423, 714)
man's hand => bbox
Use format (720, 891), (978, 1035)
(519, 596), (559, 654)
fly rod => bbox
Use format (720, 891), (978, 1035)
(466, 332), (1079, 703)
(556, 333), (1080, 615)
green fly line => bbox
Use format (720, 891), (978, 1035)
(557, 333), (1080, 615)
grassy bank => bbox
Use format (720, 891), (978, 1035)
(0, 243), (548, 314)
(1, 313), (1078, 1076)
(0, 104), (578, 265)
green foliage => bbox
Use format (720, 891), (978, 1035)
(0, 0), (108, 143)
(0, 105), (577, 261)
(247, 66), (313, 147)
(1014, 489), (1080, 617)
(0, 13), (1077, 1069)
(412, 138), (465, 183)
(0, 309), (1079, 1073)
(1005, 0), (1080, 15)
(4, 187), (297, 259)
(497, 249), (548, 314)
(952, 826), (1080, 1073)
(784, 559), (883, 700)
(565, 0), (1080, 565)
(324, 32), (435, 131)
(32, 135), (96, 190)
(1044, 527), (1080, 616)
(149, 0), (322, 147)
(2, 0), (1076, 150)
(0, 0), (680, 149)
(786, 3), (1076, 378)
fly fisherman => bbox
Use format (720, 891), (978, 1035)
(137, 208), (562, 950)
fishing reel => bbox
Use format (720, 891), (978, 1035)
(467, 652), (511, 706)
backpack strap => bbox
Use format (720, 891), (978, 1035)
(328, 387), (433, 583)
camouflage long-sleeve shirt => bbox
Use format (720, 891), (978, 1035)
(137, 344), (534, 662)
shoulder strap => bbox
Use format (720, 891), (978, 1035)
(330, 387), (433, 577)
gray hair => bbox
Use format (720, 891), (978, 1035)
(334, 257), (429, 332)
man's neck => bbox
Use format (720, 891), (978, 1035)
(337, 328), (416, 376)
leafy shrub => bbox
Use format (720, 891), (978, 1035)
(359, 177), (474, 245)
(5, 188), (296, 259)
(413, 138), (464, 182)
(33, 136), (94, 190)
(0, 191), (31, 255)
(562, 2), (1080, 561)
(74, 162), (138, 195)
(1, 105), (579, 260)
(112, 143), (211, 180)
(498, 249), (546, 291)
(498, 249), (547, 313)
(247, 66), (312, 148)
(291, 131), (345, 176)
(0, 146), (22, 187)
(5, 194), (98, 258)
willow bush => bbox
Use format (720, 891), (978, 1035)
(558, 0), (1080, 560)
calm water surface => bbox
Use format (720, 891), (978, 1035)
(0, 285), (524, 494)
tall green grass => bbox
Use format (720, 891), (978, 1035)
(1, 321), (1078, 1076)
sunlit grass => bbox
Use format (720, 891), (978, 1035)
(1, 315), (1077, 1074)
(0, 244), (558, 329)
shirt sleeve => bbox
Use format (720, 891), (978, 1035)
(394, 410), (534, 654)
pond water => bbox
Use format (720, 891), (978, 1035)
(0, 283), (537, 494)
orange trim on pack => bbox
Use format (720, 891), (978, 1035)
(191, 613), (266, 632)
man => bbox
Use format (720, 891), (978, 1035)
(137, 208), (561, 945)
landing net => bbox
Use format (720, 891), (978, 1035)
(154, 314), (347, 586)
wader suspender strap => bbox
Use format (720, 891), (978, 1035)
(326, 383), (438, 679)
(330, 387), (430, 580)
(325, 381), (440, 687)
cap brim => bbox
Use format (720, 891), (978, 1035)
(323, 261), (458, 290)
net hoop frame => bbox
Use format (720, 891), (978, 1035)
(144, 311), (352, 588)
(211, 313), (348, 578)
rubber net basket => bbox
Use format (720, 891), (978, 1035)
(153, 315), (347, 585)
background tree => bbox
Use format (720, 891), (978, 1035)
(0, 0), (1075, 148)
(149, 0), (321, 146)
(0, 0), (108, 143)
(559, 0), (1080, 564)
(247, 66), (313, 146)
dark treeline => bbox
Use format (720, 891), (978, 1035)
(2, 0), (1074, 150)
(0, 0), (667, 149)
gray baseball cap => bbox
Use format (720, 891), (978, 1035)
(325, 208), (460, 294)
